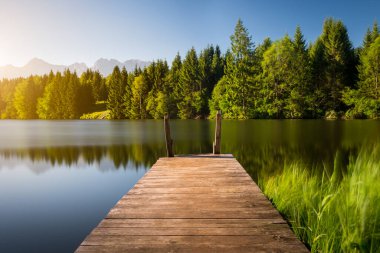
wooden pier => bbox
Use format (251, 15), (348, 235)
(76, 154), (308, 252)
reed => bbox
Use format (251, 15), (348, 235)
(259, 145), (380, 252)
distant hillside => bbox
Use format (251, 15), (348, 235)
(92, 58), (151, 76)
(0, 58), (151, 79)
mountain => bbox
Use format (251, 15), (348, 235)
(0, 58), (87, 79)
(0, 58), (151, 79)
(92, 58), (124, 77)
(93, 58), (151, 76)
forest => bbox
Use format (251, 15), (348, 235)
(0, 18), (379, 120)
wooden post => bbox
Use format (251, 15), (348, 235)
(164, 115), (174, 157)
(213, 110), (221, 154)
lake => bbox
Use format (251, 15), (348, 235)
(0, 119), (379, 253)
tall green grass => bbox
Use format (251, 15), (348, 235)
(259, 145), (380, 252)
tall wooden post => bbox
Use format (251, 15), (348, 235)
(164, 115), (174, 157)
(213, 110), (221, 154)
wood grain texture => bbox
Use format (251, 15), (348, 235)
(76, 154), (309, 252)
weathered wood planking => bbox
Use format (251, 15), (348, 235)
(76, 154), (309, 252)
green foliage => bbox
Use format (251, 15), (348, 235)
(177, 47), (203, 119)
(169, 53), (183, 118)
(310, 18), (356, 113)
(260, 146), (380, 252)
(107, 66), (125, 119)
(80, 70), (106, 112)
(93, 71), (108, 102)
(122, 67), (132, 119)
(209, 76), (227, 118)
(198, 45), (224, 116)
(363, 21), (379, 50)
(359, 37), (380, 99)
(0, 69), (107, 120)
(145, 60), (170, 119)
(0, 18), (379, 120)
(0, 78), (21, 119)
(37, 71), (79, 119)
(14, 76), (45, 119)
(80, 110), (110, 120)
(343, 36), (380, 118)
(222, 19), (256, 119)
(261, 32), (312, 118)
(130, 75), (149, 119)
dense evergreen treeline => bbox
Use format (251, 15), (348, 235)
(0, 70), (107, 119)
(1, 18), (379, 119)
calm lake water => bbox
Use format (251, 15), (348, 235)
(0, 119), (379, 252)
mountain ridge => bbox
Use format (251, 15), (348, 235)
(0, 58), (151, 79)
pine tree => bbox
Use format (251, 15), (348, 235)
(223, 19), (255, 119)
(361, 37), (380, 98)
(255, 38), (272, 64)
(251, 38), (272, 117)
(309, 38), (327, 116)
(107, 66), (125, 119)
(363, 28), (374, 50)
(14, 76), (44, 119)
(37, 72), (64, 119)
(343, 37), (380, 118)
(291, 26), (313, 117)
(78, 70), (95, 116)
(177, 47), (202, 119)
(64, 71), (80, 119)
(145, 60), (169, 119)
(211, 45), (225, 87)
(92, 71), (107, 101)
(170, 53), (183, 117)
(362, 21), (379, 51)
(130, 74), (149, 119)
(294, 25), (306, 52)
(121, 67), (132, 118)
(261, 36), (292, 118)
(325, 18), (355, 110)
(45, 69), (80, 119)
(310, 18), (355, 114)
(198, 45), (214, 115)
(372, 21), (379, 42)
(260, 30), (312, 119)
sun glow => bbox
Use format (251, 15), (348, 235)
(0, 43), (25, 67)
(0, 48), (5, 66)
(0, 44), (12, 66)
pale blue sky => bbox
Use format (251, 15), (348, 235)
(0, 0), (378, 66)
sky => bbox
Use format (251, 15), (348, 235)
(0, 0), (379, 67)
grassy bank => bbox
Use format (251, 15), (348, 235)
(259, 145), (380, 252)
(79, 101), (110, 119)
(80, 110), (110, 119)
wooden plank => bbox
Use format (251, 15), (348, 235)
(81, 235), (303, 246)
(89, 225), (296, 236)
(76, 155), (308, 252)
(107, 209), (281, 219)
(77, 244), (308, 253)
(114, 199), (273, 208)
(128, 186), (260, 194)
(119, 194), (269, 201)
(98, 218), (288, 228)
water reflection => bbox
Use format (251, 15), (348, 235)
(0, 145), (162, 170)
(1, 120), (379, 253)
(1, 119), (379, 181)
